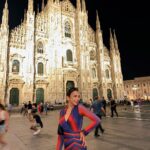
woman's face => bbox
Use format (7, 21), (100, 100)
(67, 91), (80, 106)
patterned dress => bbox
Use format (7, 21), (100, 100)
(56, 104), (100, 150)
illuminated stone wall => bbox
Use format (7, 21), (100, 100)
(124, 77), (150, 100)
(0, 0), (124, 105)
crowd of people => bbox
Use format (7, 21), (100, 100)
(1, 87), (147, 149)
(20, 101), (50, 116)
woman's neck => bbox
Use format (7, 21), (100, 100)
(68, 103), (74, 109)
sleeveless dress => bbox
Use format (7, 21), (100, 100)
(56, 104), (100, 150)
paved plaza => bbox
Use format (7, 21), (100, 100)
(2, 105), (150, 150)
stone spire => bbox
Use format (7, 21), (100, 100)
(82, 0), (86, 12)
(37, 3), (39, 13)
(28, 0), (33, 12)
(113, 30), (119, 50)
(110, 28), (115, 51)
(42, 0), (45, 10)
(24, 9), (27, 20)
(96, 11), (101, 30)
(2, 0), (9, 26)
(77, 0), (81, 11)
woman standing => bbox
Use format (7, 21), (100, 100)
(56, 87), (100, 150)
(0, 104), (9, 147)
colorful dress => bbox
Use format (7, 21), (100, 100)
(56, 104), (100, 150)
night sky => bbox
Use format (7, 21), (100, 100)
(0, 0), (149, 80)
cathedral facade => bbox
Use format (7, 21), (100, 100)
(0, 0), (124, 105)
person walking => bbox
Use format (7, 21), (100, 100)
(101, 97), (107, 116)
(44, 102), (48, 115)
(7, 103), (12, 116)
(56, 87), (100, 150)
(0, 104), (9, 148)
(29, 109), (43, 135)
(110, 98), (118, 117)
(27, 101), (32, 119)
(91, 96), (105, 137)
(130, 100), (134, 111)
(21, 102), (28, 116)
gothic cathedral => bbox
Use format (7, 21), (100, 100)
(0, 0), (124, 105)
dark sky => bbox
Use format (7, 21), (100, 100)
(0, 0), (150, 80)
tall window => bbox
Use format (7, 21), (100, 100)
(12, 60), (20, 73)
(92, 68), (96, 78)
(105, 69), (110, 79)
(38, 62), (44, 75)
(37, 42), (43, 54)
(66, 50), (73, 62)
(65, 21), (71, 38)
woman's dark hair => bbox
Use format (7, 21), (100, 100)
(0, 103), (5, 110)
(66, 87), (78, 97)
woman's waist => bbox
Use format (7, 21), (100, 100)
(63, 131), (81, 138)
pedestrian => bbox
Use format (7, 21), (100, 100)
(37, 103), (41, 114)
(29, 109), (43, 135)
(110, 97), (118, 117)
(88, 98), (93, 109)
(0, 103), (9, 148)
(20, 103), (24, 114)
(23, 102), (28, 116)
(27, 101), (32, 119)
(32, 103), (37, 113)
(101, 97), (107, 116)
(130, 100), (134, 111)
(44, 102), (48, 115)
(56, 87), (100, 150)
(91, 96), (105, 137)
(7, 103), (12, 116)
(40, 102), (44, 115)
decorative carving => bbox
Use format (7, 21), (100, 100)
(9, 79), (25, 88)
(36, 80), (49, 85)
(62, 0), (75, 15)
(10, 53), (25, 62)
(90, 50), (96, 60)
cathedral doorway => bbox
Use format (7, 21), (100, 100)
(9, 88), (19, 105)
(93, 88), (98, 100)
(107, 89), (112, 100)
(66, 81), (75, 94)
(36, 88), (44, 104)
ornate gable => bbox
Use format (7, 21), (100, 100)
(61, 0), (75, 14)
(9, 78), (25, 84)
(88, 25), (96, 43)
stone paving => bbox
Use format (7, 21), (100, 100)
(2, 105), (150, 150)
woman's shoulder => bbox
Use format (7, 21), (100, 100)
(59, 108), (66, 116)
(78, 104), (88, 112)
(78, 104), (86, 108)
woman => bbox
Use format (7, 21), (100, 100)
(56, 87), (100, 150)
(0, 103), (9, 147)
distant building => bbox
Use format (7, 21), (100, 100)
(0, 0), (124, 105)
(124, 76), (150, 100)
